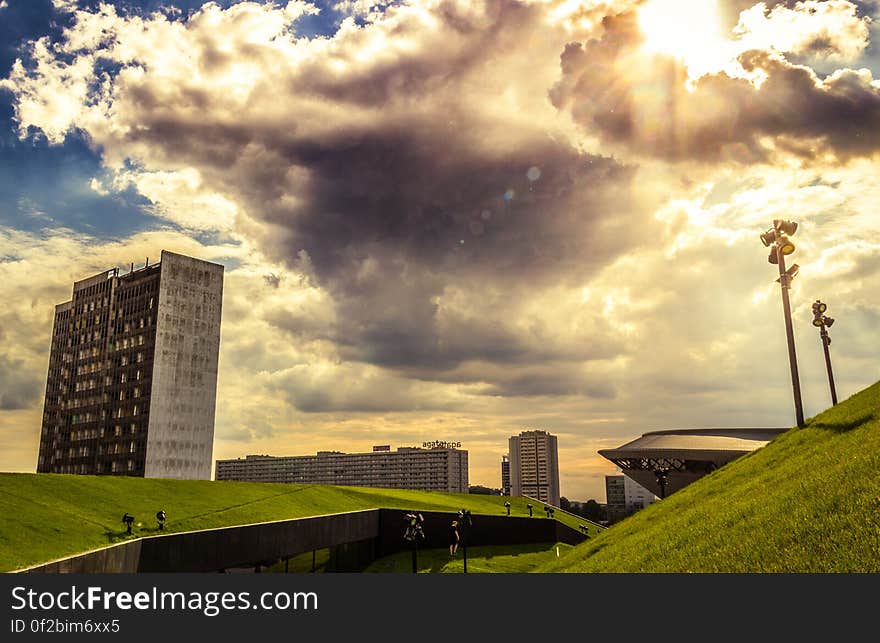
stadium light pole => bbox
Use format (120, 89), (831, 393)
(760, 219), (805, 428)
(811, 300), (838, 406)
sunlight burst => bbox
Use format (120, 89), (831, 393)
(638, 0), (730, 78)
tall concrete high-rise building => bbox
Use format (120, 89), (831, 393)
(501, 454), (511, 496)
(508, 430), (560, 506)
(37, 250), (224, 479)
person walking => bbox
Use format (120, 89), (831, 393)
(449, 520), (460, 557)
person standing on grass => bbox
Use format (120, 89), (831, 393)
(449, 520), (460, 557)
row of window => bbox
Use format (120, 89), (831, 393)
(71, 295), (110, 317)
(47, 460), (140, 474)
(65, 423), (141, 442)
(116, 316), (152, 335)
(115, 335), (146, 350)
(117, 277), (157, 302)
(70, 404), (144, 424)
(54, 440), (140, 459)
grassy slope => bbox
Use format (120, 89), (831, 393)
(0, 475), (601, 572)
(363, 542), (574, 573)
(541, 381), (880, 572)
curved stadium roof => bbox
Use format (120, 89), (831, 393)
(599, 428), (789, 498)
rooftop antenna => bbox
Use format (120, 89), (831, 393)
(145, 257), (149, 268)
(130, 262), (134, 273)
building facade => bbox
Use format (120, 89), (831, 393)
(605, 474), (657, 523)
(508, 430), (560, 506)
(501, 454), (511, 496)
(216, 445), (469, 493)
(37, 250), (224, 479)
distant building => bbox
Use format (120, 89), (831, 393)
(508, 430), (560, 506)
(605, 475), (657, 522)
(216, 445), (468, 493)
(501, 454), (511, 496)
(36, 250), (224, 479)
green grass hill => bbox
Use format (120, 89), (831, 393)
(540, 380), (880, 572)
(0, 475), (600, 572)
(363, 542), (574, 573)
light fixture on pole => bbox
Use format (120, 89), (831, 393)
(654, 468), (670, 499)
(457, 509), (472, 574)
(403, 511), (425, 574)
(760, 219), (805, 428)
(811, 300), (838, 406)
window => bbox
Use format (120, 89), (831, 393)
(121, 372), (127, 383)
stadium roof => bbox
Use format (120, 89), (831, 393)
(599, 428), (789, 498)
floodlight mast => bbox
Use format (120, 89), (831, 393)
(764, 220), (805, 428)
(812, 300), (838, 406)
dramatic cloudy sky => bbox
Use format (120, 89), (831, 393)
(1, 0), (878, 500)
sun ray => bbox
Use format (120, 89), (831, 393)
(638, 0), (731, 79)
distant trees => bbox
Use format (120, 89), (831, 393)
(564, 499), (607, 523)
(468, 485), (501, 495)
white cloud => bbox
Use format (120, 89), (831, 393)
(51, 0), (77, 12)
(733, 1), (871, 62)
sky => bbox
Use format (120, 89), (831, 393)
(0, 0), (878, 502)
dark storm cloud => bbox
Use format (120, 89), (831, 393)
(262, 128), (635, 286)
(551, 9), (880, 162)
(0, 353), (42, 410)
(245, 124), (644, 375)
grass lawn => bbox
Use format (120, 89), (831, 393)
(540, 380), (880, 572)
(0, 474), (601, 572)
(363, 542), (574, 573)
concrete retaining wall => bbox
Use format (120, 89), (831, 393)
(376, 509), (584, 556)
(22, 508), (587, 573)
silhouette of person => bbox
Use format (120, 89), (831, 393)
(449, 520), (460, 557)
